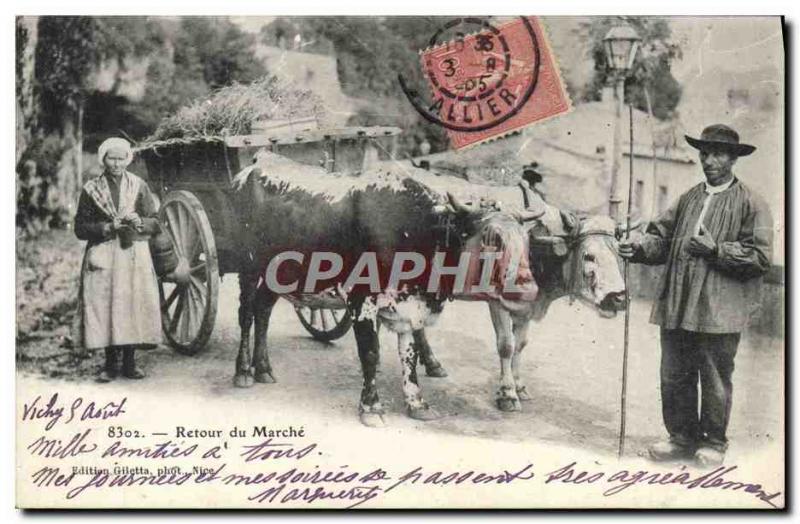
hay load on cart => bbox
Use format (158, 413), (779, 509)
(136, 77), (401, 354)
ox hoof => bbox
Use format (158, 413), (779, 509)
(233, 374), (254, 388)
(359, 412), (386, 428)
(516, 386), (532, 401)
(407, 405), (442, 421)
(424, 363), (448, 378)
(254, 371), (276, 384)
(496, 397), (522, 412)
(359, 403), (386, 428)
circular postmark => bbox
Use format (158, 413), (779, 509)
(399, 16), (541, 134)
(425, 18), (513, 103)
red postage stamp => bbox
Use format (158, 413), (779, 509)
(419, 16), (571, 150)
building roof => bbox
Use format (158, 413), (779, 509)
(528, 101), (695, 164)
(417, 100), (694, 172)
(413, 101), (696, 212)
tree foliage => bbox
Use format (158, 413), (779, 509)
(35, 17), (164, 129)
(260, 16), (449, 155)
(176, 17), (266, 90)
(18, 16), (267, 233)
(577, 16), (683, 120)
(117, 17), (267, 141)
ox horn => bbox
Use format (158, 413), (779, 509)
(517, 181), (548, 219)
(532, 235), (562, 246)
(446, 192), (479, 216)
(515, 208), (546, 223)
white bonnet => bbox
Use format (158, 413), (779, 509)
(97, 137), (133, 168)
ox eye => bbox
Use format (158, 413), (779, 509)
(583, 253), (596, 263)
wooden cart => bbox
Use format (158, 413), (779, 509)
(137, 126), (402, 354)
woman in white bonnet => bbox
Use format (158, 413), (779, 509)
(74, 137), (162, 382)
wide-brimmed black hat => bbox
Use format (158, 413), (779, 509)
(685, 124), (756, 157)
(522, 162), (543, 184)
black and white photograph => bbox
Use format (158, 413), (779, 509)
(12, 13), (785, 509)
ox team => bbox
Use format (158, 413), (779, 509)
(230, 149), (625, 429)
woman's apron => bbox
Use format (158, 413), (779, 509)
(78, 172), (162, 350)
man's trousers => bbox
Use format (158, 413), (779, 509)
(659, 328), (741, 451)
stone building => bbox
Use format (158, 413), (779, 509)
(413, 93), (698, 222)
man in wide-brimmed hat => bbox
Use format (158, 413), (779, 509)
(619, 124), (773, 467)
(521, 162), (546, 201)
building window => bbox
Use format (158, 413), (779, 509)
(657, 185), (668, 214)
(727, 88), (750, 109)
(634, 180), (645, 214)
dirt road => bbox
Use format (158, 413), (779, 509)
(17, 270), (783, 461)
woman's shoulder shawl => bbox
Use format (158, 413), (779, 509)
(81, 171), (145, 219)
(82, 174), (116, 219)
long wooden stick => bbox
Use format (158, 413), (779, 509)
(618, 103), (635, 459)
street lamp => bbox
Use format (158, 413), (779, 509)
(603, 24), (641, 221)
(603, 25), (641, 74)
(603, 23), (641, 460)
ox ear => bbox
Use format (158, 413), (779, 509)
(530, 235), (569, 258)
(560, 210), (579, 233)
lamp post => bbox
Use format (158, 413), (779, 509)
(604, 23), (641, 460)
(603, 24), (641, 221)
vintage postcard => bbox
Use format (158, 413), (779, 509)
(14, 15), (785, 509)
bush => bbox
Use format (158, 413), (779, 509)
(16, 134), (72, 235)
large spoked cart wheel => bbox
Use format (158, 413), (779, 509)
(157, 190), (220, 355)
(295, 306), (353, 342)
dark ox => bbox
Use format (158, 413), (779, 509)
(231, 160), (538, 426)
(420, 183), (628, 412)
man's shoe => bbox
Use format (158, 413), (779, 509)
(647, 440), (694, 462)
(122, 366), (146, 379)
(694, 447), (725, 468)
(96, 370), (117, 383)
